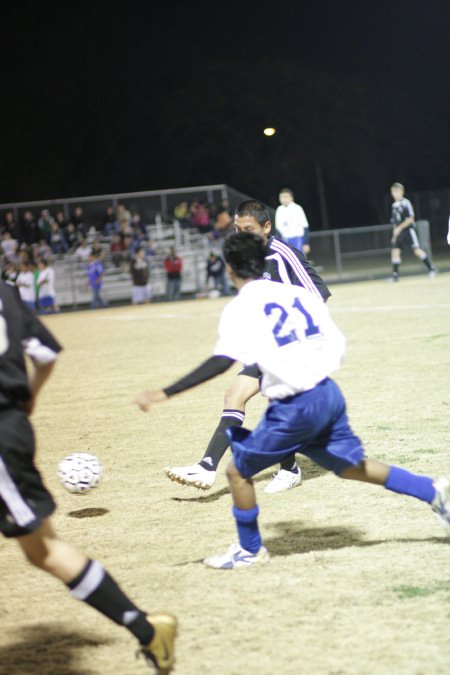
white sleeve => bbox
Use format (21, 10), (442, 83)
(22, 337), (59, 365)
(213, 303), (254, 364)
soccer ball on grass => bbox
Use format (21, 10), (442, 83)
(58, 452), (103, 494)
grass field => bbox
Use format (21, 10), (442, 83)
(1, 271), (449, 675)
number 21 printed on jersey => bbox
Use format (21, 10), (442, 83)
(264, 297), (320, 347)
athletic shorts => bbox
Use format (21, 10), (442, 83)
(132, 285), (151, 304)
(238, 363), (261, 379)
(391, 226), (420, 250)
(227, 378), (365, 478)
(39, 295), (55, 309)
(0, 407), (56, 538)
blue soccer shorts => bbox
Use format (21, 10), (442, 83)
(228, 378), (365, 478)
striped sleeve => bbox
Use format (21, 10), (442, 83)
(268, 238), (331, 302)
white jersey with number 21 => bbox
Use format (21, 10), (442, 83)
(214, 279), (346, 400)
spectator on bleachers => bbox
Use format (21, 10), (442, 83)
(164, 247), (182, 301)
(121, 234), (134, 268)
(75, 238), (92, 262)
(64, 222), (80, 252)
(33, 238), (53, 263)
(130, 228), (147, 256)
(1, 260), (18, 286)
(140, 238), (159, 259)
(110, 233), (125, 268)
(49, 222), (68, 255)
(191, 201), (212, 234)
(131, 210), (147, 235)
(174, 201), (191, 229)
(102, 206), (119, 236)
(117, 203), (132, 230)
(3, 211), (21, 240)
(18, 243), (34, 266)
(206, 251), (230, 296)
(71, 206), (88, 238)
(130, 247), (151, 305)
(21, 210), (41, 245)
(1, 231), (18, 261)
(15, 261), (36, 311)
(38, 209), (55, 243)
(91, 238), (105, 260)
(55, 210), (68, 230)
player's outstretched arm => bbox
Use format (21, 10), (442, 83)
(134, 354), (235, 412)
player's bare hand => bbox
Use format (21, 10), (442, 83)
(134, 389), (168, 411)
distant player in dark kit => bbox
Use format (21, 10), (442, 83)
(135, 232), (450, 570)
(164, 199), (330, 494)
(0, 282), (176, 673)
(389, 182), (437, 281)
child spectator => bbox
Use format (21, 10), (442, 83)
(37, 258), (59, 313)
(130, 248), (151, 304)
(16, 261), (36, 311)
(75, 239), (92, 263)
(87, 251), (107, 309)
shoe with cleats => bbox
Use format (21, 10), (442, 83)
(264, 467), (302, 494)
(431, 476), (450, 535)
(138, 612), (178, 674)
(203, 542), (270, 569)
(164, 463), (216, 490)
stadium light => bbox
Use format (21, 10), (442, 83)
(263, 127), (276, 136)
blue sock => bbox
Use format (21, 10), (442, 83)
(232, 505), (261, 554)
(385, 466), (435, 504)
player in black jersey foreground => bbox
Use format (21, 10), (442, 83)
(164, 199), (330, 493)
(0, 282), (176, 674)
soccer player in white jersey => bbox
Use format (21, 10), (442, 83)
(275, 187), (310, 253)
(136, 232), (450, 570)
(164, 199), (330, 494)
(389, 182), (437, 281)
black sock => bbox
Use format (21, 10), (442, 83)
(419, 255), (432, 270)
(279, 456), (299, 472)
(68, 559), (154, 645)
(392, 263), (400, 276)
(199, 409), (245, 471)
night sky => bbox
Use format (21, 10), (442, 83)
(2, 1), (449, 228)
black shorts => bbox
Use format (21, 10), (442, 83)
(0, 407), (56, 538)
(391, 226), (420, 250)
(238, 363), (261, 379)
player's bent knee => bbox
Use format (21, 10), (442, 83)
(226, 459), (242, 481)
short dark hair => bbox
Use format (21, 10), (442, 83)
(234, 199), (271, 226)
(279, 187), (294, 197)
(223, 232), (266, 280)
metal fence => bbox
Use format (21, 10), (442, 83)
(0, 184), (440, 307)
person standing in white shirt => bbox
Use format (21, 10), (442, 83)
(16, 261), (36, 311)
(37, 258), (59, 313)
(135, 231), (450, 570)
(275, 188), (310, 253)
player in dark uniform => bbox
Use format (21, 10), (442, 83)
(389, 182), (437, 281)
(164, 199), (331, 493)
(0, 282), (176, 673)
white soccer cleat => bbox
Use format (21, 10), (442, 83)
(164, 463), (216, 490)
(431, 476), (450, 535)
(428, 267), (439, 278)
(203, 543), (270, 570)
(264, 467), (302, 494)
